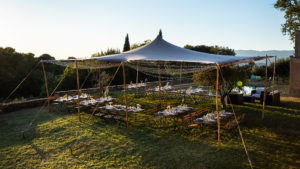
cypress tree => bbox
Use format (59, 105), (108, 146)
(159, 29), (162, 38)
(123, 34), (130, 52)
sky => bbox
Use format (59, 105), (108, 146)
(0, 0), (293, 59)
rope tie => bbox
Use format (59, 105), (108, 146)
(3, 61), (41, 103)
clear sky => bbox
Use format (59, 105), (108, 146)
(0, 0), (293, 59)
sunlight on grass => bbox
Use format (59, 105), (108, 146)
(0, 94), (299, 168)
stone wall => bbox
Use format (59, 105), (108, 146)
(290, 57), (300, 97)
(0, 97), (56, 114)
(289, 30), (300, 97)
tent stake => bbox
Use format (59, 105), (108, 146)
(75, 61), (81, 122)
(272, 56), (276, 105)
(41, 62), (51, 112)
(216, 65), (221, 150)
(122, 62), (129, 134)
(262, 55), (268, 119)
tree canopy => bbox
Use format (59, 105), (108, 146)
(159, 29), (163, 38)
(130, 40), (151, 50)
(123, 34), (130, 52)
(184, 45), (236, 56)
(188, 44), (240, 108)
(91, 48), (120, 58)
(194, 65), (251, 108)
(274, 0), (300, 42)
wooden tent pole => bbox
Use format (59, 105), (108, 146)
(75, 61), (81, 122)
(122, 62), (129, 134)
(216, 64), (221, 150)
(262, 55), (268, 119)
(158, 64), (161, 98)
(272, 56), (276, 105)
(98, 68), (103, 96)
(136, 62), (139, 85)
(180, 63), (182, 93)
(41, 62), (51, 112)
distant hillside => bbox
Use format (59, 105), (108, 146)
(235, 50), (294, 65)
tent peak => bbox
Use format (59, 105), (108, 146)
(158, 29), (163, 39)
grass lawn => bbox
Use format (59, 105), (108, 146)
(0, 93), (299, 169)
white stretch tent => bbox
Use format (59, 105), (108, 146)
(91, 34), (265, 65)
(42, 34), (266, 70)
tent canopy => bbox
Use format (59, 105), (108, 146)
(42, 33), (267, 70)
(92, 34), (265, 65)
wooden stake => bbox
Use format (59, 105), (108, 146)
(262, 55), (268, 119)
(272, 56), (276, 105)
(75, 61), (81, 122)
(122, 63), (129, 134)
(180, 63), (182, 93)
(216, 65), (221, 150)
(41, 62), (51, 112)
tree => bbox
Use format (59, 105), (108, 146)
(130, 40), (151, 50)
(274, 0), (300, 42)
(68, 56), (76, 59)
(187, 44), (245, 109)
(159, 29), (163, 38)
(194, 65), (251, 109)
(0, 47), (43, 100)
(37, 54), (55, 61)
(123, 34), (130, 52)
(184, 45), (236, 56)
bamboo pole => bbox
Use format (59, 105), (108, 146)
(41, 62), (51, 112)
(180, 63), (182, 93)
(98, 68), (103, 96)
(158, 64), (161, 98)
(75, 61), (81, 122)
(262, 55), (268, 119)
(122, 62), (129, 134)
(216, 65), (221, 150)
(136, 62), (139, 85)
(272, 56), (276, 105)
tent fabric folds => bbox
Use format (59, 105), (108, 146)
(41, 34), (266, 69)
(92, 35), (265, 65)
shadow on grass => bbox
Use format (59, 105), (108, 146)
(0, 106), (69, 148)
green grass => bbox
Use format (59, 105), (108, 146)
(0, 93), (299, 169)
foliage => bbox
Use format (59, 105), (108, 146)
(186, 44), (238, 108)
(159, 29), (162, 38)
(130, 40), (151, 50)
(194, 65), (251, 108)
(40, 73), (60, 97)
(251, 57), (290, 78)
(123, 34), (130, 52)
(274, 57), (290, 77)
(184, 45), (236, 56)
(91, 48), (120, 58)
(274, 0), (300, 42)
(0, 47), (42, 100)
(67, 56), (76, 60)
